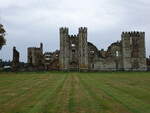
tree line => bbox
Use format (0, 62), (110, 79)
(0, 23), (6, 50)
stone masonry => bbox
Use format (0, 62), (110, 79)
(27, 27), (147, 71)
(59, 28), (147, 71)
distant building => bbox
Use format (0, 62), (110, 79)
(59, 27), (147, 71)
(27, 27), (147, 71)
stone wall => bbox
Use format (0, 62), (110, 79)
(121, 32), (147, 71)
(27, 43), (43, 67)
(59, 27), (88, 71)
(25, 28), (147, 71)
(59, 28), (147, 71)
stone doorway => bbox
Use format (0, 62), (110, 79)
(69, 61), (79, 71)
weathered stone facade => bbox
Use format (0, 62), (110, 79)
(121, 32), (147, 71)
(27, 27), (147, 71)
(59, 27), (88, 71)
(43, 50), (59, 70)
(59, 28), (147, 71)
(27, 43), (44, 67)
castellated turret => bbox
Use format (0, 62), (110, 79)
(79, 27), (87, 33)
(59, 27), (88, 71)
(59, 27), (69, 70)
(121, 31), (145, 38)
(121, 31), (147, 71)
(78, 27), (88, 71)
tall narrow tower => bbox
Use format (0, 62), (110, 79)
(40, 43), (43, 53)
(78, 27), (88, 71)
(12, 46), (20, 71)
(59, 27), (69, 70)
(121, 32), (147, 71)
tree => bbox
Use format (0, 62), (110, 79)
(0, 24), (6, 50)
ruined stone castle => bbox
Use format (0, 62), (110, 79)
(26, 27), (147, 71)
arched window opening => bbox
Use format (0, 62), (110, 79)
(116, 51), (119, 57)
(71, 44), (75, 47)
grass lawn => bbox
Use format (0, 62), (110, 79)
(0, 72), (150, 113)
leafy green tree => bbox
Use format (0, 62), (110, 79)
(0, 24), (6, 50)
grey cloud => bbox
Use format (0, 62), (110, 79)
(0, 0), (150, 62)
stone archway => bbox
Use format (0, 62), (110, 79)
(69, 61), (79, 71)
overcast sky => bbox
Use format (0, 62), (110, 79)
(0, 0), (150, 62)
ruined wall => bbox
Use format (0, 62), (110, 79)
(93, 58), (116, 71)
(87, 42), (100, 70)
(87, 40), (123, 71)
(86, 31), (147, 71)
(27, 43), (43, 66)
(44, 50), (59, 70)
(59, 28), (147, 71)
(106, 41), (123, 70)
(12, 46), (20, 71)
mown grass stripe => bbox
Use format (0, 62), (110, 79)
(86, 74), (150, 113)
(27, 74), (67, 113)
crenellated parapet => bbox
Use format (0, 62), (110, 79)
(79, 27), (87, 33)
(60, 27), (69, 31)
(121, 31), (147, 71)
(121, 31), (145, 37)
(60, 27), (69, 35)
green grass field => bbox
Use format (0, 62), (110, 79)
(0, 72), (150, 113)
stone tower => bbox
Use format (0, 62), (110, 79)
(59, 27), (69, 70)
(121, 32), (147, 71)
(78, 27), (88, 71)
(59, 27), (88, 71)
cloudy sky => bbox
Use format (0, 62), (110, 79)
(0, 0), (150, 62)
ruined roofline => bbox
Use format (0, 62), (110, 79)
(121, 31), (145, 37)
(109, 41), (121, 46)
